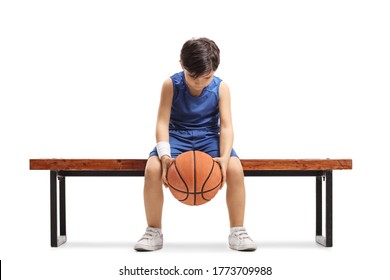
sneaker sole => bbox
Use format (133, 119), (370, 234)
(134, 244), (163, 252)
(229, 244), (257, 251)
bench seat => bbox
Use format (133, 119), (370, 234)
(30, 158), (352, 171)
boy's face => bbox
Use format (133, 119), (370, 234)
(183, 69), (215, 94)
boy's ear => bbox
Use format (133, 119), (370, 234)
(179, 60), (184, 69)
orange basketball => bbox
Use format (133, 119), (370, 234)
(166, 150), (222, 206)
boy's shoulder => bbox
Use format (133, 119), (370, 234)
(161, 77), (174, 92)
(168, 72), (186, 90)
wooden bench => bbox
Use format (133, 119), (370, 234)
(29, 158), (352, 248)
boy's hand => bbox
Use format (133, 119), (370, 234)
(161, 155), (173, 188)
(212, 157), (228, 189)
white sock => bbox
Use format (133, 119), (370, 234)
(230, 227), (245, 233)
(147, 227), (162, 234)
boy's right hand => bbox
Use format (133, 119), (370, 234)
(161, 155), (173, 188)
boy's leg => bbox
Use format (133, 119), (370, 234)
(225, 156), (245, 227)
(134, 156), (164, 251)
(226, 156), (257, 251)
(144, 156), (164, 228)
(142, 130), (191, 228)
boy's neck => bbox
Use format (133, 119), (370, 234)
(188, 87), (203, 96)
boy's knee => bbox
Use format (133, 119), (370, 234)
(226, 157), (244, 183)
(145, 156), (161, 179)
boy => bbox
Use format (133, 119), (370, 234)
(134, 37), (257, 251)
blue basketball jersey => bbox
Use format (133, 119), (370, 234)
(169, 71), (222, 132)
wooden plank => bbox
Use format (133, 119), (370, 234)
(29, 159), (147, 171)
(241, 159), (352, 170)
(30, 159), (352, 171)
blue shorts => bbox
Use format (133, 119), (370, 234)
(149, 129), (238, 158)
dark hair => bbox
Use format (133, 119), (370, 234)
(180, 37), (220, 78)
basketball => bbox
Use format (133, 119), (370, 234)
(166, 150), (222, 206)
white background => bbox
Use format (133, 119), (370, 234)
(1, 0), (389, 279)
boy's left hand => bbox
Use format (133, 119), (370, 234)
(212, 157), (228, 189)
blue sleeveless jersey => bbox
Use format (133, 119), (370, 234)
(169, 71), (221, 132)
(149, 71), (238, 158)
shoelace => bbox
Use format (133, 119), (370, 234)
(139, 229), (160, 241)
(232, 230), (252, 241)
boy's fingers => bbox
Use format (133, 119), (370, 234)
(213, 157), (226, 189)
(161, 157), (173, 188)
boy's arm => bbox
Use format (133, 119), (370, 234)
(156, 78), (173, 186)
(219, 81), (234, 160)
(156, 78), (173, 144)
(217, 81), (234, 185)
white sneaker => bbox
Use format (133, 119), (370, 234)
(229, 227), (257, 251)
(134, 227), (163, 251)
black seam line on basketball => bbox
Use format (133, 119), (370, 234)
(173, 160), (190, 202)
(168, 187), (220, 194)
(193, 150), (197, 205)
(201, 158), (215, 201)
(175, 162), (189, 201)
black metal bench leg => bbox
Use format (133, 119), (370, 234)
(59, 175), (67, 240)
(50, 171), (67, 247)
(316, 170), (333, 247)
(316, 175), (323, 237)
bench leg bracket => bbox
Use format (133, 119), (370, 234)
(316, 170), (332, 247)
(50, 171), (67, 247)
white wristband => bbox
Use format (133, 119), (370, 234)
(156, 141), (171, 159)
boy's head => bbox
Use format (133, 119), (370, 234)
(180, 37), (220, 79)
